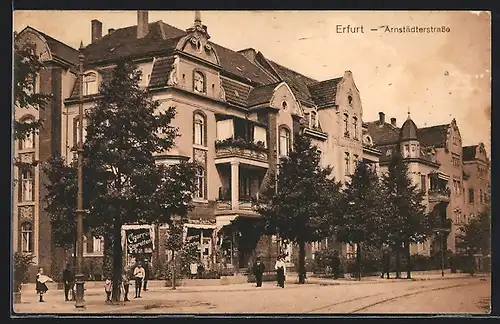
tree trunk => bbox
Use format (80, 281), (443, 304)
(298, 240), (306, 284)
(356, 243), (362, 281)
(406, 240), (412, 279)
(103, 231), (113, 279)
(112, 215), (123, 302)
(395, 242), (401, 279)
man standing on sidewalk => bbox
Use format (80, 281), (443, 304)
(143, 259), (150, 291)
(133, 262), (145, 298)
(252, 257), (265, 287)
(62, 264), (74, 301)
(381, 249), (391, 279)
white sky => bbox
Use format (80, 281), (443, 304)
(13, 10), (491, 153)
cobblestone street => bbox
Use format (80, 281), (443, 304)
(13, 275), (490, 315)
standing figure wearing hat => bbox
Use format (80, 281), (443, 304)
(252, 257), (265, 287)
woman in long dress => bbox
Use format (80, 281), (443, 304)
(275, 255), (286, 288)
(36, 268), (53, 302)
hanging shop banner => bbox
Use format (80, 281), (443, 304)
(126, 228), (153, 254)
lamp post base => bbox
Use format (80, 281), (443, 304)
(74, 273), (86, 309)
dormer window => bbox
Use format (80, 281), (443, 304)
(193, 71), (205, 94)
(83, 72), (98, 95)
(310, 111), (317, 128)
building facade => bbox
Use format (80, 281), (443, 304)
(13, 11), (489, 278)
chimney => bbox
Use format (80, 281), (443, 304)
(390, 118), (396, 126)
(379, 112), (385, 124)
(137, 10), (149, 39)
(91, 19), (103, 43)
(108, 28), (115, 34)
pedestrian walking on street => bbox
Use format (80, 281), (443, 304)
(36, 268), (53, 303)
(190, 262), (198, 279)
(62, 264), (74, 301)
(122, 270), (131, 302)
(133, 262), (145, 298)
(104, 279), (112, 302)
(275, 255), (286, 288)
(381, 248), (391, 279)
(143, 259), (150, 291)
(252, 257), (265, 287)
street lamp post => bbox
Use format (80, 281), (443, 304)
(74, 41), (86, 308)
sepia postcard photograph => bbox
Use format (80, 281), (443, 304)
(11, 10), (491, 316)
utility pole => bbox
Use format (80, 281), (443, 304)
(74, 41), (86, 309)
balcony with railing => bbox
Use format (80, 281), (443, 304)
(215, 115), (269, 166)
(215, 138), (268, 164)
(428, 172), (451, 203)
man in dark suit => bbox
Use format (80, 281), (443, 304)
(381, 249), (391, 279)
(253, 257), (265, 287)
(143, 259), (150, 291)
(62, 264), (74, 301)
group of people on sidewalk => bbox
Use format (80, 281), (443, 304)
(252, 254), (287, 289)
(34, 259), (152, 303)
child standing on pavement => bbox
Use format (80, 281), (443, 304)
(105, 279), (112, 302)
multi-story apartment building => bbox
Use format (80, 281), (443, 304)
(462, 144), (491, 219)
(366, 112), (490, 255)
(13, 11), (487, 278)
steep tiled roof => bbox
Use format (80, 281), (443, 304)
(211, 43), (276, 85)
(82, 21), (185, 64)
(149, 57), (175, 88)
(463, 145), (477, 161)
(400, 117), (419, 141)
(418, 124), (449, 148)
(267, 60), (318, 105)
(246, 82), (280, 107)
(308, 77), (342, 108)
(36, 30), (81, 65)
(220, 77), (252, 107)
(365, 121), (400, 145)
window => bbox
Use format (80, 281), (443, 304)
(279, 127), (291, 156)
(353, 154), (359, 168)
(468, 188), (474, 204)
(195, 167), (206, 199)
(452, 154), (460, 167)
(343, 114), (349, 137)
(348, 95), (353, 105)
(20, 167), (34, 202)
(240, 177), (251, 199)
(344, 152), (350, 175)
(92, 236), (104, 253)
(317, 149), (322, 159)
(193, 71), (205, 94)
(353, 117), (358, 139)
(193, 112), (206, 146)
(83, 72), (98, 95)
(304, 112), (309, 126)
(19, 118), (35, 150)
(403, 145), (410, 158)
(282, 101), (288, 111)
(20, 222), (33, 253)
(420, 175), (427, 193)
(480, 189), (483, 203)
(73, 116), (87, 147)
(311, 111), (317, 128)
(25, 73), (38, 94)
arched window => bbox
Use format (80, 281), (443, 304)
(352, 116), (358, 139)
(19, 167), (34, 202)
(193, 112), (207, 146)
(19, 117), (35, 150)
(348, 95), (353, 105)
(194, 166), (206, 199)
(73, 116), (87, 148)
(193, 71), (205, 94)
(20, 222), (33, 253)
(279, 126), (291, 157)
(83, 72), (98, 95)
(343, 113), (349, 137)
